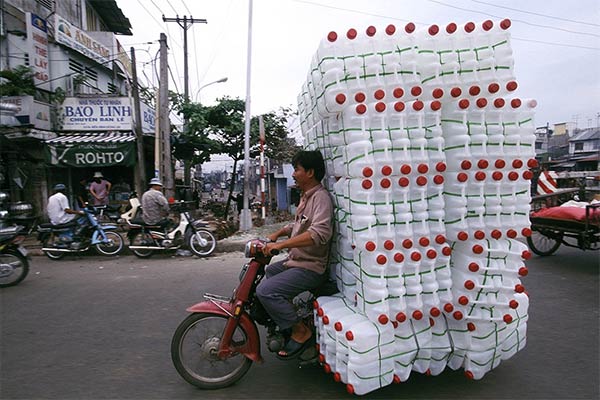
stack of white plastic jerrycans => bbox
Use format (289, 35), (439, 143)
(297, 18), (534, 396)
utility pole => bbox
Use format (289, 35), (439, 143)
(158, 32), (174, 199)
(162, 15), (207, 187)
(130, 47), (146, 195)
(240, 0), (254, 231)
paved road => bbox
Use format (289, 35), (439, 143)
(1, 247), (598, 399)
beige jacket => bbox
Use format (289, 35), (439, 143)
(284, 184), (334, 274)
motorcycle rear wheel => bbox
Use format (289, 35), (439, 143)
(171, 313), (253, 389)
(130, 232), (154, 258)
(187, 229), (216, 257)
(0, 250), (29, 288)
(42, 238), (65, 260)
(95, 231), (124, 256)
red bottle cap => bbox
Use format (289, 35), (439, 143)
(419, 237), (430, 247)
(464, 22), (475, 33)
(394, 252), (404, 263)
(334, 372), (341, 382)
(346, 384), (354, 395)
(317, 307), (324, 317)
(405, 22), (416, 33)
(458, 99), (470, 109)
(433, 175), (444, 185)
(335, 93), (346, 104)
(511, 98), (522, 109)
(446, 22), (457, 34)
(444, 303), (454, 313)
(323, 316), (330, 325)
(458, 231), (469, 241)
(381, 165), (392, 176)
(394, 102), (405, 112)
(518, 266), (528, 276)
(416, 176), (427, 186)
(401, 164), (411, 174)
(491, 229), (502, 239)
(469, 85), (481, 96)
(362, 167), (373, 177)
(515, 284), (525, 293)
(467, 322), (476, 331)
(509, 300), (519, 309)
(475, 171), (486, 181)
(442, 246), (452, 256)
(474, 230), (485, 240)
(378, 314), (389, 324)
(418, 163), (429, 173)
(412, 310), (423, 320)
(377, 255), (387, 265)
(381, 178), (391, 189)
(458, 296), (469, 305)
(386, 24), (396, 35)
(393, 87), (404, 98)
(354, 92), (366, 103)
(366, 26), (376, 37)
(346, 331), (354, 341)
(451, 87), (462, 97)
(375, 102), (386, 112)
(433, 88), (444, 99)
(431, 100), (442, 110)
(374, 89), (385, 100)
(411, 251), (421, 261)
(413, 100), (424, 111)
(494, 98), (505, 108)
(482, 20), (493, 31)
(365, 241), (376, 251)
(461, 160), (472, 170)
(464, 280), (475, 290)
(393, 375), (401, 384)
(528, 159), (539, 168)
(436, 162), (447, 172)
(507, 229), (517, 238)
(430, 307), (441, 317)
(327, 31), (337, 42)
(503, 314), (513, 324)
(356, 104), (367, 114)
(465, 371), (474, 380)
(507, 81), (518, 92)
(396, 312), (407, 322)
(473, 244), (484, 254)
(453, 311), (464, 320)
(501, 19), (512, 30)
(468, 262), (479, 272)
(362, 179), (372, 189)
(458, 172), (468, 182)
(398, 177), (409, 187)
(411, 86), (423, 97)
(427, 249), (437, 259)
(346, 28), (357, 39)
(334, 322), (343, 331)
(428, 24), (439, 35)
(384, 240), (394, 250)
(435, 234), (446, 244)
(495, 159), (506, 168)
(492, 171), (503, 180)
(522, 250), (532, 260)
(476, 98), (488, 108)
(508, 171), (519, 181)
(313, 300), (319, 309)
(512, 159), (523, 168)
(523, 170), (533, 180)
(522, 228), (532, 237)
(402, 239), (413, 249)
(488, 83), (500, 93)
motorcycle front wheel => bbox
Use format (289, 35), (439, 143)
(42, 238), (65, 260)
(187, 229), (216, 257)
(171, 313), (253, 389)
(130, 232), (154, 258)
(0, 250), (29, 288)
(95, 231), (124, 256)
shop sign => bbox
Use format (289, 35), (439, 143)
(26, 13), (50, 90)
(54, 14), (111, 65)
(0, 95), (51, 130)
(60, 97), (132, 131)
(140, 101), (156, 134)
(45, 142), (135, 167)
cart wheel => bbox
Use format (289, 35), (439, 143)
(527, 229), (563, 256)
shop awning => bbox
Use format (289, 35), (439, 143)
(44, 132), (136, 167)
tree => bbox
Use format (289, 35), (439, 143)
(0, 66), (36, 96)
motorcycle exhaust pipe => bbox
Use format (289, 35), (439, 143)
(128, 245), (166, 250)
(41, 247), (89, 253)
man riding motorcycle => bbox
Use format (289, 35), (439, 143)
(257, 150), (334, 359)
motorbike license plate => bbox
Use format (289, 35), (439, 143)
(17, 246), (28, 257)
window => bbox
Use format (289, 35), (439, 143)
(107, 82), (118, 94)
(36, 0), (54, 11)
(535, 142), (543, 150)
(574, 142), (584, 151)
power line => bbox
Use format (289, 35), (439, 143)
(180, 0), (192, 15)
(168, 65), (180, 94)
(469, 0), (600, 27)
(513, 36), (600, 51)
(165, 0), (179, 15)
(427, 0), (600, 38)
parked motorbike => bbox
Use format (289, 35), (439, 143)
(0, 225), (30, 288)
(126, 200), (216, 258)
(37, 205), (124, 260)
(93, 203), (123, 224)
(170, 239), (337, 389)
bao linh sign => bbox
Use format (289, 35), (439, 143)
(60, 97), (133, 131)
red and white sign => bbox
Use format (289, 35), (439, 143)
(537, 171), (558, 195)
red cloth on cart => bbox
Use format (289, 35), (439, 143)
(532, 206), (600, 224)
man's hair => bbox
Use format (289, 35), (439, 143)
(292, 150), (326, 182)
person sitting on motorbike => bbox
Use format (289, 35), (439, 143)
(141, 178), (171, 230)
(47, 183), (84, 225)
(256, 150), (334, 359)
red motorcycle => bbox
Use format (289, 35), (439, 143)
(170, 239), (337, 389)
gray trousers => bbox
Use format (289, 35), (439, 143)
(255, 259), (325, 330)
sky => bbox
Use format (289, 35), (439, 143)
(115, 0), (600, 170)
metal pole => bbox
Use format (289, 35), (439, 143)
(240, 0), (253, 231)
(158, 33), (174, 199)
(259, 115), (265, 220)
(130, 47), (146, 195)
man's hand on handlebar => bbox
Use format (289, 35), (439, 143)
(262, 241), (281, 257)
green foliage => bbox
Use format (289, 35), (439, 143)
(0, 66), (36, 96)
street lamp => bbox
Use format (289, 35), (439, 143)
(195, 77), (228, 103)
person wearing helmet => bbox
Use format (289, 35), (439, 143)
(47, 183), (84, 225)
(141, 178), (170, 228)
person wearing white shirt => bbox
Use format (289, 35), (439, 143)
(47, 183), (84, 225)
